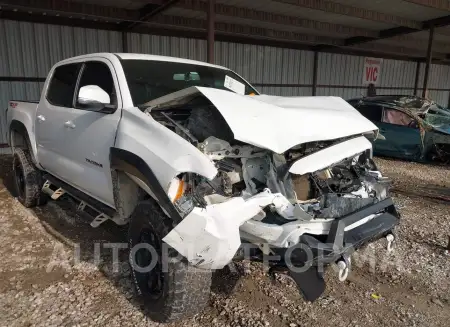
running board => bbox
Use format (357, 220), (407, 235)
(77, 201), (112, 227)
(42, 174), (117, 228)
(42, 181), (66, 200)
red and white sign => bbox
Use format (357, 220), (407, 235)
(363, 57), (382, 85)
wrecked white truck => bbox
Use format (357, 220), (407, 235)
(7, 53), (400, 322)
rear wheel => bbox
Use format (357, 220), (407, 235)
(12, 148), (48, 207)
(128, 200), (211, 322)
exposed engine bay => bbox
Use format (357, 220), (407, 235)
(147, 94), (399, 302)
(143, 88), (400, 303)
(150, 104), (390, 227)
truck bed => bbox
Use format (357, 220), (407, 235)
(7, 100), (40, 150)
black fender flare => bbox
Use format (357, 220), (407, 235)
(9, 120), (37, 163)
(110, 147), (182, 224)
(9, 120), (28, 146)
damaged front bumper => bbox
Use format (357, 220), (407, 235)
(162, 189), (294, 269)
(275, 197), (400, 266)
(268, 197), (400, 302)
(163, 189), (400, 271)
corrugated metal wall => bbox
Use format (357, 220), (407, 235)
(316, 53), (418, 99)
(2, 19), (450, 151)
(0, 20), (123, 77)
(317, 53), (363, 99)
(417, 63), (450, 105)
(0, 20), (123, 152)
(127, 33), (207, 62)
(214, 42), (314, 96)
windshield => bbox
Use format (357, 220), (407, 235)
(424, 106), (450, 131)
(121, 59), (258, 106)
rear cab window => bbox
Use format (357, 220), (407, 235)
(46, 63), (81, 108)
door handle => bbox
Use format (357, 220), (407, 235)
(37, 115), (46, 122)
(64, 121), (76, 129)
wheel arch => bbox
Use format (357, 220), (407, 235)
(10, 120), (28, 147)
(9, 120), (38, 164)
(110, 147), (182, 224)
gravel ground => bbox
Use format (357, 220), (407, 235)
(0, 155), (449, 327)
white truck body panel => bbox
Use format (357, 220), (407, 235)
(163, 196), (262, 269)
(114, 107), (218, 193)
(147, 87), (378, 153)
(289, 136), (372, 175)
(163, 189), (306, 269)
(34, 56), (125, 207)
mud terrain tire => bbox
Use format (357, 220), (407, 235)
(13, 148), (47, 207)
(128, 200), (211, 322)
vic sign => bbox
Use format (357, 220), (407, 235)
(363, 57), (382, 85)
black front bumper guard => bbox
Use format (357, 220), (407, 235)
(270, 197), (400, 302)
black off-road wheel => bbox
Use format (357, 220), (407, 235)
(128, 200), (212, 322)
(12, 148), (48, 207)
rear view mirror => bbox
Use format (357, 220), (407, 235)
(78, 85), (111, 112)
(173, 72), (200, 81)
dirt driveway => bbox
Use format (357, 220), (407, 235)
(0, 155), (449, 327)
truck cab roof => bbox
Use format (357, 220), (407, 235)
(56, 52), (229, 71)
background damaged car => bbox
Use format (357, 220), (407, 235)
(348, 95), (450, 162)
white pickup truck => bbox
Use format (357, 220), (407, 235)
(7, 53), (400, 322)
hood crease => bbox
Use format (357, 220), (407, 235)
(146, 87), (378, 153)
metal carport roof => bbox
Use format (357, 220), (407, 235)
(1, 0), (450, 63)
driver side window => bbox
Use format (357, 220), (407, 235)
(382, 108), (418, 128)
(75, 61), (116, 108)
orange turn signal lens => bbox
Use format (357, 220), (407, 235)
(168, 178), (186, 203)
(174, 180), (185, 202)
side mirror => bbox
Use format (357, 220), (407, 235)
(77, 85), (111, 112)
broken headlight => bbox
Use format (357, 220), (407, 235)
(167, 174), (224, 218)
(167, 177), (194, 218)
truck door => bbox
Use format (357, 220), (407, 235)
(60, 59), (122, 207)
(35, 63), (83, 182)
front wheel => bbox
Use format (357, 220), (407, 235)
(128, 200), (212, 322)
(12, 148), (47, 207)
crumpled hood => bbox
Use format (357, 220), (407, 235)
(147, 87), (378, 153)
